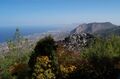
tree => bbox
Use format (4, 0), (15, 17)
(13, 28), (22, 44)
(28, 36), (59, 79)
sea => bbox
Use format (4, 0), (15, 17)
(0, 26), (61, 43)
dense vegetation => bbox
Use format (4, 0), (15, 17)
(0, 29), (120, 79)
(0, 28), (34, 79)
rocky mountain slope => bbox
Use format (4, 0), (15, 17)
(57, 33), (94, 52)
(71, 22), (118, 34)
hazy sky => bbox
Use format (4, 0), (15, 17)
(0, 0), (120, 26)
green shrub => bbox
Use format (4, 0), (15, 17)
(28, 36), (59, 79)
(32, 56), (55, 79)
(73, 36), (120, 79)
(0, 28), (32, 79)
(28, 36), (56, 69)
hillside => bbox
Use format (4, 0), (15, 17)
(94, 26), (120, 37)
(71, 22), (118, 34)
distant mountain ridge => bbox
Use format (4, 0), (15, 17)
(71, 22), (118, 34)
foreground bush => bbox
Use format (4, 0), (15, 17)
(28, 36), (59, 79)
(71, 36), (120, 79)
(32, 56), (55, 79)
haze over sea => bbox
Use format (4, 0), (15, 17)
(0, 26), (60, 42)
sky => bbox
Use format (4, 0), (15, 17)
(0, 0), (120, 27)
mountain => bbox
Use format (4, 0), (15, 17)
(95, 26), (120, 37)
(71, 22), (118, 34)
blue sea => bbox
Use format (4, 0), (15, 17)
(0, 26), (61, 42)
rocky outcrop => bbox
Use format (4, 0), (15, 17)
(58, 33), (94, 52)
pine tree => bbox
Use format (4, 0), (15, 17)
(14, 28), (22, 44)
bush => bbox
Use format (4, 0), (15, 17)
(28, 36), (56, 69)
(32, 56), (55, 79)
(71, 36), (120, 79)
(0, 28), (32, 79)
(28, 36), (59, 79)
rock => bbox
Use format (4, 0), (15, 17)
(57, 32), (94, 52)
